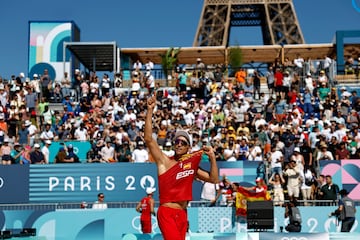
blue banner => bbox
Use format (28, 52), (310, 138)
(0, 160), (358, 204)
(28, 163), (158, 203)
(0, 207), (358, 239)
(0, 165), (29, 203)
(47, 141), (91, 163)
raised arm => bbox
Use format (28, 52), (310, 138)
(144, 95), (168, 169)
(196, 145), (219, 184)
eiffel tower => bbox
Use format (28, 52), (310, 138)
(194, 0), (305, 46)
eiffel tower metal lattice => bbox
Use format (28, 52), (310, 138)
(194, 0), (305, 47)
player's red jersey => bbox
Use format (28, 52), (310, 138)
(158, 150), (203, 205)
(140, 196), (152, 221)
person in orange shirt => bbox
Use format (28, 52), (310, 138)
(235, 68), (246, 88)
(0, 115), (8, 136)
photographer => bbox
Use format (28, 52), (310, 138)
(285, 200), (302, 232)
(331, 189), (356, 232)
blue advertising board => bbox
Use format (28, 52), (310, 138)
(47, 141), (92, 163)
(1, 206), (359, 239)
(0, 161), (258, 204)
(0, 160), (358, 204)
(0, 165), (29, 203)
(28, 163), (158, 203)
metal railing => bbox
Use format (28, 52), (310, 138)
(1, 200), (359, 211)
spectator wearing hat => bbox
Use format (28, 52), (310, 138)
(131, 141), (148, 163)
(41, 140), (52, 164)
(66, 144), (80, 163)
(30, 143), (45, 164)
(346, 109), (359, 128)
(304, 73), (314, 93)
(318, 70), (328, 86)
(283, 160), (301, 202)
(31, 74), (41, 99)
(290, 147), (304, 172)
(145, 68), (155, 94)
(131, 70), (141, 94)
(136, 187), (156, 234)
(1, 138), (12, 165)
(162, 141), (175, 157)
(243, 177), (268, 194)
(16, 121), (29, 146)
(316, 143), (334, 162)
(196, 57), (205, 72)
(10, 143), (23, 164)
(79, 94), (91, 113)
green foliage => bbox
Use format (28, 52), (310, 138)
(160, 47), (181, 77)
(228, 46), (243, 76)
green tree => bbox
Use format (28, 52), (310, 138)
(228, 46), (243, 76)
(160, 47), (181, 85)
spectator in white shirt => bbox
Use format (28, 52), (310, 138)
(92, 193), (108, 209)
(40, 123), (55, 141)
(132, 141), (149, 163)
(162, 141), (175, 157)
(100, 140), (115, 162)
(74, 123), (89, 141)
(25, 120), (38, 146)
(41, 140), (51, 164)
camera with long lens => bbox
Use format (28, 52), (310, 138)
(328, 209), (340, 218)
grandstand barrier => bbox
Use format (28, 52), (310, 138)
(46, 140), (91, 163)
(0, 206), (359, 239)
(0, 160), (359, 204)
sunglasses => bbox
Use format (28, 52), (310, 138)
(174, 139), (189, 146)
(99, 196), (104, 198)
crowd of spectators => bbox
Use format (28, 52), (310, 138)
(0, 54), (359, 205)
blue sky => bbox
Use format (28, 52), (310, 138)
(1, 0), (360, 79)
